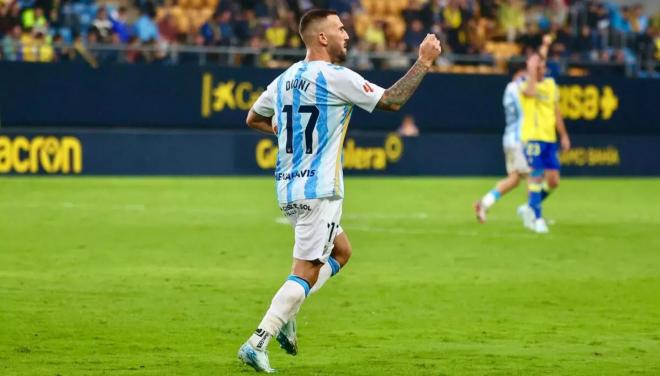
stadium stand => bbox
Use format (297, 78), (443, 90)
(0, 0), (658, 76)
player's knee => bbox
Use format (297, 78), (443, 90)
(547, 177), (560, 189)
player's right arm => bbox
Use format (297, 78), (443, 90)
(551, 79), (570, 151)
(246, 109), (275, 134)
(376, 34), (442, 112)
(538, 34), (553, 61)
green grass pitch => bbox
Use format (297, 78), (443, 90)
(1, 177), (659, 375)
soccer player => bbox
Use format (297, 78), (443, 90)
(238, 9), (441, 373)
(518, 53), (571, 233)
(474, 66), (528, 223)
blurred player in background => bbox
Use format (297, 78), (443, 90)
(518, 52), (571, 233)
(239, 9), (441, 373)
(474, 65), (528, 223)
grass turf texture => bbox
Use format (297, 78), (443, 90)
(1, 177), (659, 375)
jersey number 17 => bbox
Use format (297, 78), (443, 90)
(282, 105), (319, 154)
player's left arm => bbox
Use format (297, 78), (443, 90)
(376, 34), (442, 111)
(331, 36), (439, 114)
(246, 109), (276, 134)
(376, 59), (431, 112)
(555, 104), (571, 151)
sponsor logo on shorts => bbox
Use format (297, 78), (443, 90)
(280, 203), (313, 214)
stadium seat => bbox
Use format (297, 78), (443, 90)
(385, 16), (405, 41)
(174, 8), (192, 33)
(372, 1), (386, 16)
(361, 0), (374, 14)
(189, 0), (203, 9)
(386, 0), (407, 15)
(485, 41), (520, 59)
(354, 13), (371, 38)
(192, 8), (213, 29)
(566, 67), (589, 77)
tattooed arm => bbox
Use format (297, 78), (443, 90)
(377, 34), (442, 112)
(377, 60), (432, 111)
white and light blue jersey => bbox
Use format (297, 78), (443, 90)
(252, 60), (385, 204)
(502, 77), (524, 148)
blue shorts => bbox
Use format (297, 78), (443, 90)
(524, 141), (560, 171)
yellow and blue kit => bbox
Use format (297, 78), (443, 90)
(519, 77), (561, 171)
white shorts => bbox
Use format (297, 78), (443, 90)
(280, 197), (343, 263)
(504, 144), (531, 174)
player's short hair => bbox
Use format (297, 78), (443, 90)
(508, 62), (526, 76)
(299, 9), (338, 36)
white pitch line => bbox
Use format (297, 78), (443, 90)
(272, 218), (540, 238)
(124, 204), (146, 211)
(274, 217), (289, 225)
(347, 224), (540, 239)
(0, 201), (258, 216)
(273, 211), (429, 225)
(344, 212), (429, 220)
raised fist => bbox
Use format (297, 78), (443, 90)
(418, 34), (442, 66)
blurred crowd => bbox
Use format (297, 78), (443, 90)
(1, 0), (659, 74)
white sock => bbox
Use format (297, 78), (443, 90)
(310, 257), (340, 295)
(309, 264), (332, 294)
(248, 278), (308, 351)
(481, 189), (500, 210)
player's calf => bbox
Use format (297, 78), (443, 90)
(331, 232), (352, 267)
(291, 259), (324, 287)
(545, 170), (560, 193)
(546, 179), (559, 190)
(309, 256), (342, 294)
(308, 232), (351, 294)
